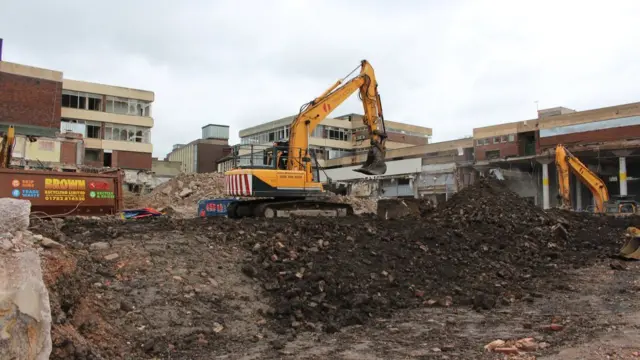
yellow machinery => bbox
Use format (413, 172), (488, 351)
(0, 125), (15, 168)
(556, 144), (638, 214)
(620, 227), (640, 260)
(224, 60), (388, 218)
(555, 144), (610, 212)
(556, 144), (640, 259)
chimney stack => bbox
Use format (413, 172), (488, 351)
(0, 38), (3, 61)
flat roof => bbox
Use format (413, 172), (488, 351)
(202, 124), (230, 128)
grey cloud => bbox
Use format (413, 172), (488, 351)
(2, 0), (640, 156)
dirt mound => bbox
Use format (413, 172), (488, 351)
(243, 179), (630, 333)
(30, 178), (639, 358)
(37, 217), (275, 359)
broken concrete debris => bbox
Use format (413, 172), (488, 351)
(131, 171), (378, 215)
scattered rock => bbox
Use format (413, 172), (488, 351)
(104, 253), (120, 261)
(271, 339), (286, 350)
(212, 322), (224, 333)
(89, 242), (111, 251)
(120, 301), (134, 312)
(515, 337), (538, 352)
(484, 339), (506, 352)
(41, 237), (64, 249)
(179, 188), (193, 198)
(493, 346), (519, 355)
(241, 264), (258, 278)
(610, 262), (627, 271)
(540, 323), (564, 332)
(1, 238), (13, 250)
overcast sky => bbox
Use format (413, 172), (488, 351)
(2, 0), (640, 157)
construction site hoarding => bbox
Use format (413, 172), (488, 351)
(0, 168), (124, 216)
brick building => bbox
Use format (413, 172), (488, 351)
(0, 40), (154, 175)
(167, 124), (232, 173)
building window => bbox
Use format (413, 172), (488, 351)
(62, 90), (102, 111)
(476, 139), (483, 146)
(493, 137), (500, 144)
(88, 97), (102, 111)
(86, 122), (101, 139)
(105, 96), (151, 117)
(500, 135), (508, 143)
(327, 127), (349, 141)
(85, 149), (100, 162)
(486, 150), (500, 160)
(104, 125), (151, 143)
(508, 134), (516, 142)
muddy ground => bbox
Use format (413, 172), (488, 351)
(31, 180), (640, 359)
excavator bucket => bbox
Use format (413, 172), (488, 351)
(619, 227), (640, 260)
(354, 145), (387, 176)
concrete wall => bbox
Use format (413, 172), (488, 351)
(152, 159), (182, 177)
(537, 101), (640, 130)
(82, 138), (152, 154)
(63, 79), (154, 102)
(323, 138), (473, 168)
(319, 157), (422, 182)
(475, 136), (519, 160)
(61, 107), (153, 128)
(539, 116), (640, 150)
(112, 150), (152, 170)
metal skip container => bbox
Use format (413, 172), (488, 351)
(0, 168), (124, 216)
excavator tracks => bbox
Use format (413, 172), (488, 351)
(227, 199), (354, 219)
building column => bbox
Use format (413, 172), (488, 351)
(575, 180), (582, 211)
(614, 150), (632, 196)
(542, 163), (550, 209)
(620, 156), (627, 196)
(537, 158), (553, 210)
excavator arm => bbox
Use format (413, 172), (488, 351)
(0, 126), (15, 168)
(287, 60), (387, 176)
(555, 144), (609, 212)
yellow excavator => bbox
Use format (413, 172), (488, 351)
(0, 125), (15, 168)
(555, 144), (640, 259)
(224, 60), (388, 218)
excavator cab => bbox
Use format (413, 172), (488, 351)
(605, 196), (639, 216)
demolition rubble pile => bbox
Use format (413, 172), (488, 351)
(326, 194), (377, 214)
(137, 172), (377, 215)
(244, 179), (633, 332)
(27, 179), (639, 358)
(141, 172), (227, 209)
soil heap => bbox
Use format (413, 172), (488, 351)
(30, 179), (640, 359)
(243, 179), (636, 333)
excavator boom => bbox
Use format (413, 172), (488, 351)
(222, 60), (391, 219)
(555, 144), (640, 259)
(0, 126), (15, 168)
(555, 144), (609, 212)
(288, 60), (387, 176)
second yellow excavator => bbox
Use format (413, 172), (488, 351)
(223, 60), (388, 218)
(0, 125), (15, 168)
(555, 144), (640, 259)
